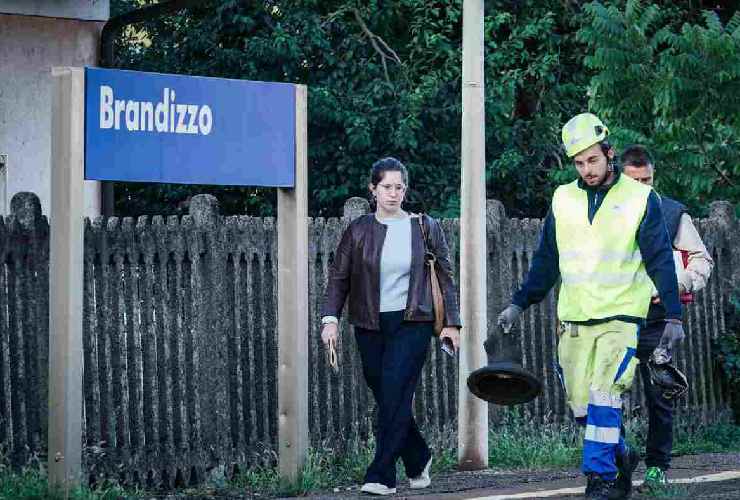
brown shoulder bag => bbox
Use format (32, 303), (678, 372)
(417, 215), (445, 336)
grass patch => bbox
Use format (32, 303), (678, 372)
(230, 429), (460, 496)
(624, 410), (740, 455)
(0, 464), (132, 500)
(231, 435), (378, 496)
(672, 421), (740, 454)
(2, 415), (738, 498)
(488, 411), (582, 468)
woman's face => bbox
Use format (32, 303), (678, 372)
(371, 170), (407, 215)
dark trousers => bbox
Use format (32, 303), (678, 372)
(636, 321), (674, 470)
(355, 311), (432, 488)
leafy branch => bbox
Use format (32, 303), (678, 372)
(351, 8), (402, 86)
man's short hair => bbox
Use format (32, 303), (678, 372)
(620, 144), (653, 169)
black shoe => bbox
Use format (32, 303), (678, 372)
(609, 447), (640, 499)
(586, 474), (617, 500)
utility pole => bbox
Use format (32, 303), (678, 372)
(458, 0), (488, 470)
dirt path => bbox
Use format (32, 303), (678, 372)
(298, 452), (740, 500)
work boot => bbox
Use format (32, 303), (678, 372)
(609, 447), (639, 499)
(586, 474), (616, 500)
(637, 466), (667, 492)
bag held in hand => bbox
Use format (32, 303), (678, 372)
(417, 215), (445, 336)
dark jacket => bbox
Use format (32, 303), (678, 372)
(646, 195), (686, 323)
(511, 169), (682, 324)
(322, 213), (462, 331)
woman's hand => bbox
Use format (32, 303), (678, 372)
(439, 326), (460, 352)
(321, 322), (339, 346)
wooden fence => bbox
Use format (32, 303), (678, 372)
(0, 192), (737, 485)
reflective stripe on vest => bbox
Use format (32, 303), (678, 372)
(553, 175), (653, 321)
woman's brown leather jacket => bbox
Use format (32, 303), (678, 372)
(322, 214), (462, 331)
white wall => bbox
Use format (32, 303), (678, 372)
(0, 0), (109, 21)
(0, 12), (107, 216)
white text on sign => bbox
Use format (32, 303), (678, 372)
(99, 86), (213, 135)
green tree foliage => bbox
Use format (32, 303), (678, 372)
(110, 1), (738, 218)
(580, 0), (740, 214)
(111, 0), (585, 218)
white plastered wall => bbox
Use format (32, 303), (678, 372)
(0, 9), (108, 216)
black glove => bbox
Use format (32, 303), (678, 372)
(651, 320), (685, 364)
(497, 304), (523, 333)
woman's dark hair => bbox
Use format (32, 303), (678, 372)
(370, 157), (409, 187)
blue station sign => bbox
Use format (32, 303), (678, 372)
(84, 67), (296, 187)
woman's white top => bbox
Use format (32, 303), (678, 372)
(377, 214), (412, 312)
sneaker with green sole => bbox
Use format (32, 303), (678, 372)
(644, 466), (667, 487)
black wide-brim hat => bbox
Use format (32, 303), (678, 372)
(467, 361), (542, 406)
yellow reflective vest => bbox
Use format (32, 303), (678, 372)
(552, 175), (654, 321)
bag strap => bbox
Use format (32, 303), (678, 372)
(415, 213), (435, 262)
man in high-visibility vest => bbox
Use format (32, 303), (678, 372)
(497, 113), (684, 500)
(621, 144), (713, 491)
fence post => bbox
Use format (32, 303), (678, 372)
(707, 201), (740, 292)
(10, 192), (47, 456)
(343, 197), (370, 220)
(189, 194), (229, 471)
(485, 199), (506, 424)
(11, 192), (42, 231)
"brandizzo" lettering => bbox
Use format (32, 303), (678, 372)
(99, 86), (213, 135)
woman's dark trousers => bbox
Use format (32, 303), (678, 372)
(355, 310), (432, 488)
(636, 321), (675, 470)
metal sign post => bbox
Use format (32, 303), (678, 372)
(49, 67), (308, 489)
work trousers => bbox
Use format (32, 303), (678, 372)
(355, 310), (432, 488)
(637, 321), (674, 470)
(556, 320), (639, 480)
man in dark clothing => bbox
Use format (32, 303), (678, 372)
(621, 145), (714, 489)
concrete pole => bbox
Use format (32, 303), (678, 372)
(48, 67), (85, 491)
(277, 84), (309, 481)
(458, 0), (488, 470)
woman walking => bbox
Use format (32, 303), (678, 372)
(320, 157), (461, 495)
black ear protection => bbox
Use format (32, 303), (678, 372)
(599, 139), (615, 173)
